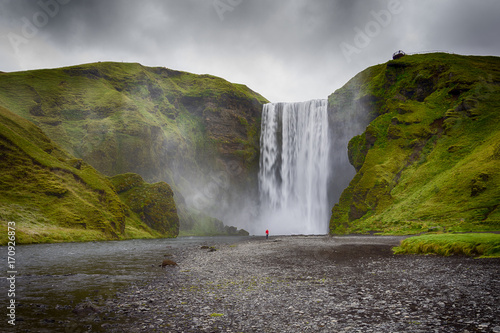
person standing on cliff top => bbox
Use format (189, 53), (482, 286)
(266, 229), (269, 240)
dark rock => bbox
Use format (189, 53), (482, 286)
(160, 259), (177, 267)
(73, 301), (101, 317)
(470, 173), (490, 197)
(387, 124), (403, 139)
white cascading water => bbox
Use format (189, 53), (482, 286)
(259, 99), (330, 235)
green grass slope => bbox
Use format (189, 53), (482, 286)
(0, 105), (177, 245)
(0, 62), (269, 232)
(0, 62), (267, 181)
(329, 53), (500, 234)
(393, 233), (500, 258)
(110, 173), (179, 237)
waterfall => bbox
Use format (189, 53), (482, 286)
(259, 99), (330, 235)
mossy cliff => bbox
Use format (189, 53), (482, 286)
(0, 62), (268, 232)
(109, 173), (179, 237)
(0, 105), (178, 245)
(329, 53), (500, 234)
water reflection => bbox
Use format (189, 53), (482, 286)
(0, 236), (249, 331)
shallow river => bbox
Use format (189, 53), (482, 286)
(0, 236), (249, 332)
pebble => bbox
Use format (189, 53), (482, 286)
(44, 236), (500, 332)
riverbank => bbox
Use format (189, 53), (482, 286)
(88, 235), (500, 333)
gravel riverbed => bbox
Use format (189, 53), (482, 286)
(81, 236), (498, 332)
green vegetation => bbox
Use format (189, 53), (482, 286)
(0, 105), (175, 245)
(5, 55), (497, 242)
(393, 233), (500, 258)
(110, 173), (179, 237)
(178, 209), (249, 237)
(0, 62), (268, 237)
(330, 53), (500, 235)
(0, 62), (267, 185)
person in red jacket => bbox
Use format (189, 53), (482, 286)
(265, 229), (269, 240)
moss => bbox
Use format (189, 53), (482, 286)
(0, 62), (268, 180)
(0, 62), (269, 235)
(347, 133), (369, 172)
(330, 53), (500, 235)
(177, 207), (248, 237)
(109, 173), (145, 193)
(393, 233), (500, 258)
(0, 105), (179, 245)
(110, 173), (179, 237)
(0, 106), (127, 244)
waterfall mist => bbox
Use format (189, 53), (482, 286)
(258, 100), (330, 235)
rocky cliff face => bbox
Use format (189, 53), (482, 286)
(0, 62), (268, 232)
(329, 53), (500, 234)
(326, 67), (376, 208)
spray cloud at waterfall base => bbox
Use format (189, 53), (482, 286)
(258, 100), (330, 235)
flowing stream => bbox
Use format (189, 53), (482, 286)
(259, 100), (330, 235)
(0, 236), (248, 331)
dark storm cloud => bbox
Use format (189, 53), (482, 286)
(403, 0), (500, 55)
(1, 0), (500, 101)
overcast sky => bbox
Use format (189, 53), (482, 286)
(1, 0), (499, 102)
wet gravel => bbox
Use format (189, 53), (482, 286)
(48, 236), (500, 332)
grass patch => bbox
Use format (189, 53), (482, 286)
(393, 233), (500, 258)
